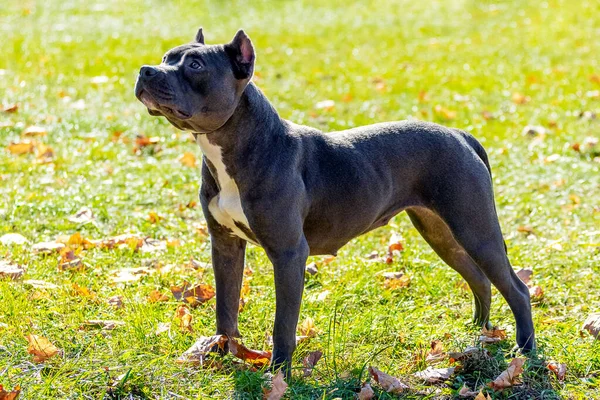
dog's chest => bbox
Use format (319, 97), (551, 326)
(196, 136), (257, 245)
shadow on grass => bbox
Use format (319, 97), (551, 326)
(229, 348), (563, 400)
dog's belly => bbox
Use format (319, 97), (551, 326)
(196, 135), (258, 245)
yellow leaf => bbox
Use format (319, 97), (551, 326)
(25, 334), (59, 363)
(179, 152), (197, 167)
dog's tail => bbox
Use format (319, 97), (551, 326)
(455, 130), (492, 180)
(455, 130), (508, 253)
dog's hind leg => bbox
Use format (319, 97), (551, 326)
(429, 175), (535, 352)
(406, 208), (492, 328)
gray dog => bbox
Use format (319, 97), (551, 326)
(135, 28), (535, 375)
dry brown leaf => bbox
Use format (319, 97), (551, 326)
(368, 366), (409, 393)
(179, 152), (197, 167)
(229, 337), (272, 367)
(458, 384), (479, 397)
(140, 238), (167, 253)
(58, 247), (83, 271)
(474, 391), (492, 400)
(22, 126), (46, 136)
(0, 233), (29, 246)
(528, 285), (544, 300)
(25, 334), (59, 363)
(32, 241), (65, 254)
(302, 350), (323, 377)
(511, 92), (529, 104)
(383, 272), (411, 289)
(0, 384), (21, 400)
(515, 268), (533, 285)
(488, 358), (525, 390)
(148, 290), (170, 303)
(148, 211), (162, 224)
(174, 305), (193, 333)
(134, 134), (160, 148)
(264, 371), (287, 400)
(68, 207), (94, 224)
(434, 105), (456, 120)
(582, 313), (600, 338)
(357, 383), (375, 400)
(298, 316), (318, 338)
(7, 141), (35, 155)
(414, 366), (455, 383)
(107, 295), (123, 309)
(547, 361), (567, 381)
(82, 320), (125, 330)
(170, 281), (215, 306)
(479, 326), (507, 343)
(0, 260), (25, 280)
(176, 335), (228, 365)
(425, 340), (445, 363)
(35, 143), (54, 163)
(2, 103), (18, 113)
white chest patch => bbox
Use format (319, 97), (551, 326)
(196, 135), (258, 245)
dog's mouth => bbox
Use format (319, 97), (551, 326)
(136, 88), (191, 120)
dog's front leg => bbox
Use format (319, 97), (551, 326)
(267, 239), (309, 377)
(212, 234), (246, 340)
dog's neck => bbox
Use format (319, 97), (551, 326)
(194, 82), (285, 154)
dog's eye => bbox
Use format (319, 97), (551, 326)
(189, 61), (202, 70)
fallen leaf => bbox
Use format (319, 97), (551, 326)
(58, 247), (83, 271)
(2, 103), (18, 113)
(521, 125), (545, 137)
(488, 358), (525, 390)
(479, 326), (507, 343)
(547, 361), (567, 381)
(582, 313), (600, 338)
(433, 105), (456, 120)
(298, 317), (318, 338)
(229, 337), (272, 367)
(474, 391), (492, 400)
(179, 152), (197, 167)
(7, 141), (35, 155)
(23, 280), (58, 289)
(511, 92), (529, 104)
(140, 238), (167, 253)
(35, 143), (54, 163)
(107, 295), (123, 309)
(305, 262), (318, 276)
(0, 233), (29, 246)
(0, 384), (21, 400)
(315, 100), (335, 110)
(155, 322), (171, 335)
(515, 268), (533, 285)
(148, 290), (170, 303)
(170, 281), (215, 306)
(528, 285), (544, 300)
(458, 384), (480, 397)
(148, 211), (162, 224)
(82, 320), (125, 330)
(414, 366), (455, 383)
(109, 267), (154, 283)
(544, 154), (560, 163)
(68, 207), (94, 224)
(134, 134), (160, 148)
(0, 260), (24, 280)
(357, 383), (375, 400)
(174, 305), (193, 333)
(368, 366), (409, 393)
(426, 340), (445, 363)
(264, 371), (287, 400)
(25, 334), (59, 363)
(72, 283), (96, 300)
(176, 335), (227, 365)
(302, 350), (323, 377)
(32, 241), (65, 254)
(383, 272), (411, 289)
(449, 346), (489, 363)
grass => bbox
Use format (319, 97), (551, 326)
(1, 0), (599, 398)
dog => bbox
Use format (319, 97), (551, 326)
(135, 28), (535, 376)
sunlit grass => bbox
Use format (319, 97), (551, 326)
(1, 0), (599, 398)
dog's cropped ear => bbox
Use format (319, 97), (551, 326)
(225, 30), (255, 80)
(195, 27), (205, 44)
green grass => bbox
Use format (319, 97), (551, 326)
(1, 0), (599, 398)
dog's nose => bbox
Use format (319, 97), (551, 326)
(140, 65), (158, 79)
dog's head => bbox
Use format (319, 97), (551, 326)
(134, 28), (255, 133)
